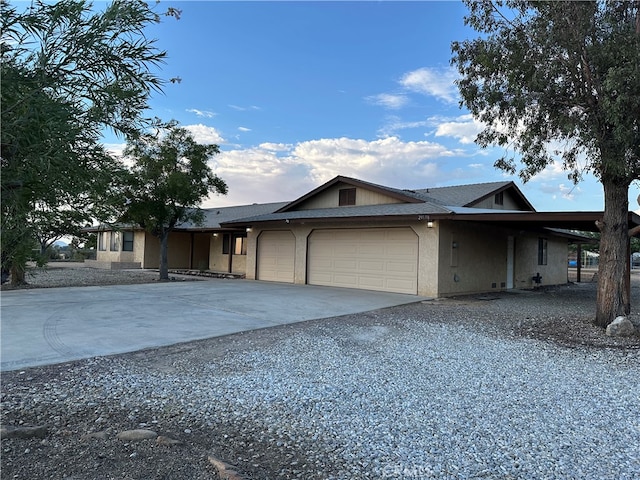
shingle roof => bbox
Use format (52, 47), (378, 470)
(409, 181), (514, 206)
(224, 202), (453, 225)
(220, 178), (543, 226)
(178, 202), (289, 229)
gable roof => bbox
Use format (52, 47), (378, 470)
(178, 201), (290, 230)
(277, 175), (423, 212)
(222, 177), (535, 227)
(409, 181), (535, 211)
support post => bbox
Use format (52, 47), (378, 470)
(625, 239), (631, 315)
(576, 243), (582, 283)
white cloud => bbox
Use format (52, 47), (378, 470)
(399, 67), (458, 103)
(378, 116), (429, 136)
(366, 93), (409, 110)
(535, 182), (582, 203)
(259, 142), (292, 152)
(291, 136), (453, 185)
(229, 104), (261, 111)
(238, 126), (251, 132)
(186, 108), (216, 118)
(184, 124), (225, 144)
(432, 114), (483, 144)
(204, 136), (463, 207)
(103, 143), (126, 158)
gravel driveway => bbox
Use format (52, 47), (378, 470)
(1, 266), (639, 479)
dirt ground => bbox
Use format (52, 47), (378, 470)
(1, 265), (638, 479)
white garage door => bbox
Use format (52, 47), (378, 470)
(308, 228), (418, 294)
(257, 231), (295, 283)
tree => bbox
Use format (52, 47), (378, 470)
(1, 0), (172, 285)
(451, 0), (640, 327)
(121, 122), (228, 280)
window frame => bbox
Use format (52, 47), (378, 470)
(109, 231), (120, 251)
(339, 187), (356, 206)
(234, 235), (247, 255)
(98, 231), (107, 251)
(122, 231), (134, 252)
(537, 237), (548, 265)
(494, 191), (504, 206)
(222, 234), (230, 254)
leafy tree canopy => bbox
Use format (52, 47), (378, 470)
(1, 0), (171, 284)
(452, 0), (640, 326)
(121, 121), (228, 280)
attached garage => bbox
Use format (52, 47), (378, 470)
(256, 230), (295, 283)
(307, 228), (419, 294)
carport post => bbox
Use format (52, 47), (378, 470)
(576, 243), (582, 283)
(625, 239), (631, 315)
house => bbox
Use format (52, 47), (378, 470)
(89, 175), (640, 297)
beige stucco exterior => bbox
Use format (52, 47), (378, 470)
(94, 230), (213, 270)
(295, 182), (405, 210)
(90, 178), (574, 296)
(245, 218), (569, 298)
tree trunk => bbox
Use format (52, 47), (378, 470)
(159, 230), (170, 281)
(10, 264), (27, 287)
(594, 176), (630, 327)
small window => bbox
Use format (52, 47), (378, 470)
(222, 234), (230, 254)
(234, 235), (247, 255)
(339, 188), (356, 206)
(538, 238), (548, 265)
(122, 231), (134, 251)
(494, 191), (504, 205)
(98, 231), (107, 251)
(110, 232), (120, 251)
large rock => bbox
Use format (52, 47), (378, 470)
(116, 429), (157, 441)
(606, 316), (637, 337)
(0, 425), (48, 439)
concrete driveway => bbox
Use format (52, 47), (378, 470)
(0, 279), (424, 371)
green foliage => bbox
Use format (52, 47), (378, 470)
(121, 121), (227, 279)
(1, 0), (169, 284)
(451, 1), (640, 186)
(451, 1), (640, 325)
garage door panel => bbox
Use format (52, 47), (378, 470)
(358, 260), (385, 272)
(387, 261), (417, 273)
(308, 228), (418, 295)
(359, 245), (385, 255)
(257, 231), (295, 283)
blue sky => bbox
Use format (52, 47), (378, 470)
(102, 1), (639, 212)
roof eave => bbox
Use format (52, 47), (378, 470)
(276, 175), (424, 212)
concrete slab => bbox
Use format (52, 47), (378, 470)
(1, 279), (424, 371)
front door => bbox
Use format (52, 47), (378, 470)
(506, 236), (515, 289)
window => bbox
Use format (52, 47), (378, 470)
(538, 238), (548, 265)
(494, 191), (504, 205)
(234, 235), (247, 255)
(222, 234), (246, 255)
(122, 231), (134, 251)
(98, 232), (107, 251)
(110, 231), (120, 251)
(339, 188), (356, 206)
(222, 234), (230, 254)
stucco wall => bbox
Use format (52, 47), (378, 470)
(514, 235), (568, 288)
(209, 235), (228, 272)
(246, 220), (569, 297)
(296, 183), (403, 210)
(245, 220), (440, 296)
(209, 233), (248, 273)
(436, 221), (511, 296)
(94, 230), (141, 267)
(142, 232), (192, 269)
(472, 190), (524, 210)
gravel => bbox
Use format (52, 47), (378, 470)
(1, 267), (639, 479)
